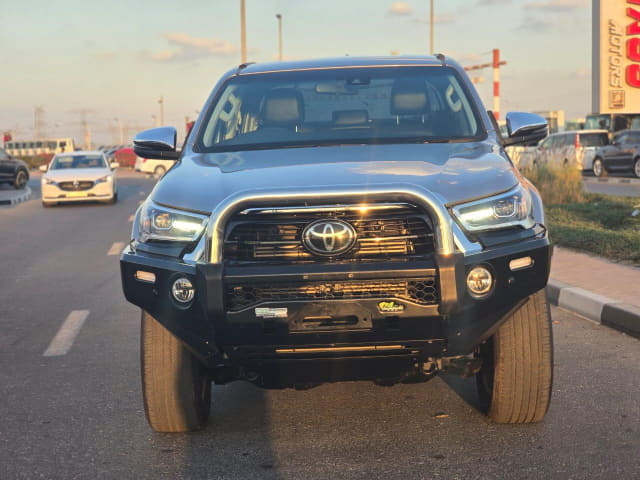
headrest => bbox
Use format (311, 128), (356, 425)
(332, 109), (369, 126)
(261, 88), (304, 126)
(390, 78), (428, 115)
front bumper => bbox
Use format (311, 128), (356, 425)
(42, 182), (115, 202)
(120, 232), (551, 384)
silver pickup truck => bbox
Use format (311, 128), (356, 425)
(121, 55), (552, 432)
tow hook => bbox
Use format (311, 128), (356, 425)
(437, 356), (483, 378)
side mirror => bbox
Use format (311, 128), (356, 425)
(39, 165), (48, 172)
(110, 162), (120, 170)
(133, 126), (179, 160)
(503, 112), (548, 147)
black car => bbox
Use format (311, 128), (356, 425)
(0, 147), (29, 189)
(592, 129), (640, 177)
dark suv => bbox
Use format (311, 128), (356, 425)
(0, 147), (29, 189)
(121, 56), (551, 432)
(592, 129), (640, 177)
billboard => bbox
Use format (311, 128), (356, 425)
(593, 0), (640, 113)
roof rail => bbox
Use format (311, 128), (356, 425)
(235, 62), (255, 75)
(435, 53), (446, 66)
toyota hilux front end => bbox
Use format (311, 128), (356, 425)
(121, 56), (552, 432)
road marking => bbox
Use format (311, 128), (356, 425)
(128, 215), (135, 222)
(107, 241), (125, 255)
(139, 191), (145, 196)
(43, 310), (89, 357)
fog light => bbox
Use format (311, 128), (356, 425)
(171, 277), (195, 303)
(467, 266), (493, 298)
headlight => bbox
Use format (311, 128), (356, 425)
(95, 175), (112, 184)
(137, 201), (208, 243)
(42, 177), (57, 186)
(451, 184), (535, 233)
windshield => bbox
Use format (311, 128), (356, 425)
(198, 66), (484, 152)
(51, 155), (106, 169)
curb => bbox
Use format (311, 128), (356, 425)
(582, 177), (640, 185)
(0, 186), (32, 207)
(546, 278), (640, 339)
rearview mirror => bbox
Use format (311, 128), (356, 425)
(39, 165), (48, 172)
(503, 112), (548, 147)
(133, 126), (180, 160)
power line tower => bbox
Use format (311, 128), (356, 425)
(463, 49), (507, 121)
(34, 106), (46, 140)
(70, 109), (95, 150)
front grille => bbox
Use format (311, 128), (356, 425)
(225, 278), (438, 312)
(58, 181), (94, 191)
(224, 205), (434, 263)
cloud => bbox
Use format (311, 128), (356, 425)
(524, 0), (588, 12)
(387, 2), (414, 16)
(569, 68), (591, 79)
(149, 33), (237, 62)
(517, 15), (554, 32)
(477, 0), (511, 5)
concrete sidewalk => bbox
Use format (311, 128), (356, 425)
(548, 247), (640, 338)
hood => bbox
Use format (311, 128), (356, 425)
(151, 142), (519, 213)
(45, 168), (112, 181)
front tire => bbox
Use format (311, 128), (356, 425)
(633, 157), (640, 178)
(13, 169), (28, 189)
(141, 310), (211, 432)
(476, 289), (553, 424)
(593, 157), (607, 177)
(154, 165), (166, 177)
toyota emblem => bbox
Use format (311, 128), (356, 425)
(302, 219), (357, 256)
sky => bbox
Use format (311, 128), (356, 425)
(0, 0), (591, 145)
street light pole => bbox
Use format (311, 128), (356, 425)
(240, 0), (247, 63)
(276, 14), (283, 61)
(114, 117), (124, 144)
(158, 96), (164, 126)
(429, 0), (434, 54)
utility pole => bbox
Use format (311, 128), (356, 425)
(429, 0), (434, 55)
(463, 49), (507, 121)
(70, 109), (95, 149)
(240, 0), (247, 63)
(276, 13), (283, 61)
(158, 96), (164, 126)
(114, 117), (124, 144)
(34, 106), (46, 140)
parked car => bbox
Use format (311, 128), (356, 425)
(111, 146), (136, 168)
(592, 129), (640, 178)
(134, 156), (175, 176)
(40, 151), (118, 206)
(122, 56), (552, 432)
(535, 130), (609, 172)
(0, 147), (29, 189)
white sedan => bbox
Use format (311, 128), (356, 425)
(40, 151), (118, 207)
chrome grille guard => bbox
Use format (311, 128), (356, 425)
(204, 184), (480, 263)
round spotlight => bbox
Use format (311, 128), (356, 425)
(171, 277), (195, 304)
(466, 266), (493, 298)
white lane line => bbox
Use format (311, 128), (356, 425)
(43, 310), (90, 357)
(107, 241), (125, 255)
(128, 215), (135, 222)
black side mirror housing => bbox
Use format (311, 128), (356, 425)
(502, 112), (548, 147)
(133, 127), (180, 160)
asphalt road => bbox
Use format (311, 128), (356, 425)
(1, 170), (639, 480)
(582, 175), (640, 197)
